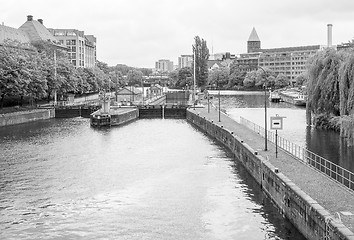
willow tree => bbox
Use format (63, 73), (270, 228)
(307, 48), (343, 116)
(192, 36), (209, 88)
(339, 51), (354, 115)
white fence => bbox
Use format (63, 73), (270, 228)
(240, 116), (354, 191)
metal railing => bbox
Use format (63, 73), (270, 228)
(240, 117), (354, 191)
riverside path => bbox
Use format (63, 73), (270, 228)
(189, 105), (354, 238)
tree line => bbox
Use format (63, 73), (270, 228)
(168, 58), (298, 90)
(0, 40), (152, 108)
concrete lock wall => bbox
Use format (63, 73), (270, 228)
(0, 109), (55, 127)
(186, 110), (353, 240)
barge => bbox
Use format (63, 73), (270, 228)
(90, 94), (139, 127)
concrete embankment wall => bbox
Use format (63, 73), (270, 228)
(112, 108), (139, 125)
(0, 108), (55, 127)
(186, 110), (353, 240)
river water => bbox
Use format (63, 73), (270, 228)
(0, 116), (306, 239)
(208, 90), (354, 174)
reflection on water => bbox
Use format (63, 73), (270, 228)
(211, 91), (354, 173)
(0, 118), (305, 239)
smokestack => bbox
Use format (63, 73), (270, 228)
(27, 15), (33, 21)
(327, 24), (333, 47)
(38, 19), (43, 24)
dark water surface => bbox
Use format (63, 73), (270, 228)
(0, 117), (306, 239)
(210, 91), (354, 173)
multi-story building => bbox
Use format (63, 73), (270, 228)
(0, 15), (64, 50)
(155, 59), (174, 72)
(236, 27), (324, 83)
(258, 45), (322, 81)
(236, 52), (261, 72)
(84, 35), (96, 68)
(48, 28), (96, 68)
(178, 55), (193, 69)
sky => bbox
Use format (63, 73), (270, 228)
(2, 0), (354, 68)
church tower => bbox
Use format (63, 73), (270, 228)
(247, 27), (261, 53)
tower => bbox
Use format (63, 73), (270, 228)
(247, 27), (261, 53)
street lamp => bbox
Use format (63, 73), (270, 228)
(258, 66), (268, 151)
(207, 91), (210, 113)
(193, 44), (196, 110)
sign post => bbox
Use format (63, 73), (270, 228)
(270, 114), (286, 158)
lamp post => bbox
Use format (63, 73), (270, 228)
(193, 44), (196, 110)
(53, 50), (57, 106)
(207, 91), (210, 113)
(218, 84), (221, 122)
(258, 66), (268, 151)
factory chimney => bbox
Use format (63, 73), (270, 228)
(327, 24), (333, 48)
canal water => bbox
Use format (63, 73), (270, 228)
(209, 90), (354, 174)
(0, 117), (306, 239)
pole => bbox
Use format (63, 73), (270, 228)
(218, 89), (221, 122)
(259, 66), (268, 151)
(193, 45), (196, 110)
(54, 50), (57, 106)
(141, 79), (144, 105)
(276, 129), (278, 158)
(207, 92), (210, 113)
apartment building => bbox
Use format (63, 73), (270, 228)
(48, 28), (96, 68)
(178, 55), (193, 69)
(155, 59), (174, 72)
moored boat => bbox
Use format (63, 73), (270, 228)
(269, 91), (282, 102)
(279, 89), (307, 106)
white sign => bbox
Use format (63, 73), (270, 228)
(270, 115), (286, 130)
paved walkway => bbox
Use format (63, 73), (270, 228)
(190, 106), (354, 234)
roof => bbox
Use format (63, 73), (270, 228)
(248, 27), (260, 42)
(260, 45), (321, 53)
(18, 19), (57, 43)
(117, 87), (142, 95)
(0, 24), (30, 44)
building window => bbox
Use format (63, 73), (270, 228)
(72, 40), (76, 45)
(66, 40), (71, 45)
(72, 60), (76, 66)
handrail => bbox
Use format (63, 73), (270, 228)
(240, 116), (354, 191)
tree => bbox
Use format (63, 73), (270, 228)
(228, 61), (247, 89)
(176, 67), (192, 88)
(127, 69), (143, 86)
(96, 60), (110, 74)
(243, 71), (257, 88)
(208, 67), (229, 89)
(255, 68), (276, 89)
(274, 73), (290, 89)
(295, 73), (308, 87)
(168, 70), (178, 87)
(307, 48), (342, 116)
(0, 41), (33, 108)
(192, 36), (209, 88)
(339, 50), (354, 115)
